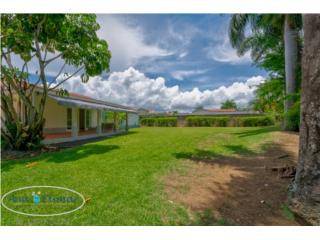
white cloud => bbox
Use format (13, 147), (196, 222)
(97, 15), (172, 71)
(178, 51), (188, 58)
(171, 69), (207, 81)
(59, 67), (264, 112)
(205, 29), (251, 64)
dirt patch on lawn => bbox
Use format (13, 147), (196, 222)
(164, 131), (302, 225)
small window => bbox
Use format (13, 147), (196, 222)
(67, 108), (72, 130)
(86, 110), (91, 128)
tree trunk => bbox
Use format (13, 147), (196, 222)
(283, 15), (298, 129)
(1, 71), (45, 150)
(291, 14), (320, 226)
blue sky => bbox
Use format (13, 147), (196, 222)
(97, 14), (266, 91)
(14, 14), (267, 112)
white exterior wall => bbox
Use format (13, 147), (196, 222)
(128, 113), (139, 128)
(90, 109), (98, 128)
(34, 94), (68, 132)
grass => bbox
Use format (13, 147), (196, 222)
(1, 126), (277, 225)
(281, 204), (295, 221)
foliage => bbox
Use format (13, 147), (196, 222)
(229, 14), (302, 131)
(140, 117), (177, 127)
(229, 14), (302, 70)
(1, 14), (111, 150)
(251, 78), (285, 120)
(186, 116), (274, 127)
(220, 99), (237, 110)
(193, 105), (204, 112)
(284, 94), (300, 131)
(281, 204), (295, 221)
(235, 116), (274, 127)
(186, 116), (229, 127)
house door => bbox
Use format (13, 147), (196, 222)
(79, 109), (85, 130)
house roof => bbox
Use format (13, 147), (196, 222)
(34, 85), (137, 113)
(48, 94), (136, 113)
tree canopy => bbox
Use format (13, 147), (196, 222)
(1, 14), (111, 150)
(220, 99), (237, 110)
(229, 14), (302, 130)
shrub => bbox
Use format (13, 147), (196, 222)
(284, 100), (300, 131)
(235, 116), (274, 127)
(186, 116), (274, 127)
(140, 117), (177, 127)
(186, 116), (229, 127)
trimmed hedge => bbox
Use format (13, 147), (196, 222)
(186, 116), (274, 127)
(235, 116), (274, 127)
(140, 117), (177, 127)
(186, 116), (229, 127)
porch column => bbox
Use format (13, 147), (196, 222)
(71, 107), (79, 138)
(125, 112), (129, 132)
(113, 112), (117, 132)
(97, 109), (102, 135)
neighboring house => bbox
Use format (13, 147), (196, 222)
(7, 87), (139, 144)
(192, 108), (237, 115)
(137, 108), (156, 115)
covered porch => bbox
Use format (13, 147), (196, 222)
(42, 94), (135, 144)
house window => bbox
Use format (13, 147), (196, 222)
(67, 108), (72, 130)
(86, 110), (91, 128)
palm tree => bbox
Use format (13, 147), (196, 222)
(229, 14), (302, 129)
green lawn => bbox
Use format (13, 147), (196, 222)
(1, 127), (276, 225)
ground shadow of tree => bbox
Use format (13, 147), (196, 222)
(1, 130), (139, 172)
(172, 141), (305, 225)
(52, 130), (137, 149)
(234, 126), (279, 138)
(1, 144), (120, 172)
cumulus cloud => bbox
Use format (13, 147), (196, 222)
(58, 67), (264, 112)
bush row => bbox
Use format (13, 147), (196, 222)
(140, 117), (177, 127)
(185, 116), (274, 127)
(140, 116), (274, 127)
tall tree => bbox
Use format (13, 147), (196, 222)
(229, 14), (302, 129)
(283, 15), (299, 128)
(1, 14), (111, 150)
(291, 14), (320, 226)
(220, 99), (237, 110)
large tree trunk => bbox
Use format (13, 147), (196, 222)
(283, 15), (298, 129)
(291, 14), (320, 226)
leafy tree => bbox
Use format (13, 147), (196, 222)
(220, 99), (237, 110)
(251, 78), (284, 119)
(291, 14), (320, 225)
(229, 14), (302, 130)
(1, 14), (111, 150)
(193, 105), (204, 112)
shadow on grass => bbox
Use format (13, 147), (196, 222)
(173, 144), (254, 163)
(52, 130), (137, 149)
(1, 129), (140, 172)
(224, 144), (255, 155)
(1, 144), (119, 172)
(171, 139), (301, 225)
(234, 126), (279, 138)
(190, 209), (231, 226)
